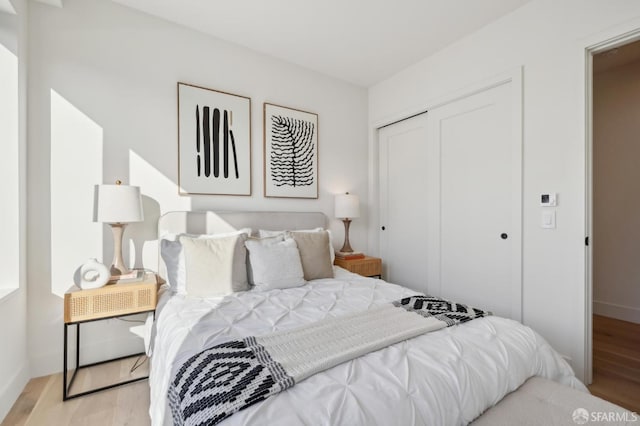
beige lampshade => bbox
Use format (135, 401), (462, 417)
(335, 193), (360, 219)
(93, 183), (144, 224)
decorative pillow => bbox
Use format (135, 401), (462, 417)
(288, 231), (334, 280)
(245, 238), (306, 291)
(160, 239), (184, 293)
(259, 228), (335, 262)
(179, 234), (246, 298)
(244, 235), (285, 285)
(259, 227), (323, 238)
(160, 228), (251, 294)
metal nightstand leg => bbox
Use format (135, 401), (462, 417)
(63, 321), (148, 401)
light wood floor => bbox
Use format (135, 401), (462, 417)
(2, 357), (150, 426)
(4, 318), (639, 425)
(588, 314), (640, 413)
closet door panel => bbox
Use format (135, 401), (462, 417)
(428, 82), (521, 320)
(378, 113), (429, 293)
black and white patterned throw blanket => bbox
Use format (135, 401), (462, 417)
(168, 295), (490, 426)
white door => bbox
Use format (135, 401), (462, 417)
(379, 113), (429, 293)
(379, 82), (521, 320)
(427, 82), (521, 320)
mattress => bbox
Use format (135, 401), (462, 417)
(149, 267), (586, 426)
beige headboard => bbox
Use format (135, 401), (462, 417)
(157, 211), (327, 278)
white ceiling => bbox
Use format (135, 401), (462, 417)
(112, 0), (532, 87)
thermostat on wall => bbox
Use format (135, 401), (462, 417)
(540, 193), (557, 206)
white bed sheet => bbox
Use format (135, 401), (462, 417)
(150, 267), (586, 426)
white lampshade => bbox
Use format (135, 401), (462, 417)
(335, 193), (360, 219)
(93, 183), (144, 224)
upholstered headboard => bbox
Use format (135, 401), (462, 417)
(157, 211), (327, 278)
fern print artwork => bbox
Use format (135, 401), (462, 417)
(264, 103), (318, 198)
(270, 115), (315, 187)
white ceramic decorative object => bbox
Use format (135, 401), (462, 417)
(79, 258), (110, 289)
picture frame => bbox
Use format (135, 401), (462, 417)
(263, 103), (319, 199)
(177, 82), (251, 195)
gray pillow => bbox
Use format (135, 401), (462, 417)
(160, 239), (183, 292)
(245, 235), (284, 285)
(289, 230), (334, 280)
(245, 238), (306, 291)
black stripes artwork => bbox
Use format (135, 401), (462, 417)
(178, 83), (251, 195)
(270, 115), (315, 188)
(194, 105), (240, 180)
(264, 103), (318, 198)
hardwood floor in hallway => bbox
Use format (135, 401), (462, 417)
(588, 314), (640, 414)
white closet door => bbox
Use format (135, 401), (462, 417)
(378, 113), (429, 293)
(378, 81), (521, 321)
(426, 82), (521, 320)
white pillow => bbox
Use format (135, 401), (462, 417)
(245, 238), (306, 291)
(179, 234), (243, 297)
(259, 228), (335, 262)
(160, 228), (251, 294)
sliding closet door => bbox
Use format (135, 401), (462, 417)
(378, 113), (429, 293)
(427, 82), (522, 320)
(379, 81), (521, 320)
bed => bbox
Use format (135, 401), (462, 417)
(147, 211), (614, 426)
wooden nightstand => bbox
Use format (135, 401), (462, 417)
(334, 256), (382, 278)
(63, 271), (160, 400)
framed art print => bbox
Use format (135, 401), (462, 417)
(178, 82), (251, 195)
(263, 103), (318, 198)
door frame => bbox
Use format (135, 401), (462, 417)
(583, 26), (640, 385)
(369, 67), (523, 320)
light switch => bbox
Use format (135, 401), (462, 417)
(542, 210), (556, 229)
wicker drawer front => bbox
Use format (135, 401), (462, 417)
(64, 276), (158, 323)
(334, 256), (382, 277)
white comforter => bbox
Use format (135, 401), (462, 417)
(150, 267), (585, 426)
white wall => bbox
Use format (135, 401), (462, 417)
(27, 0), (368, 376)
(368, 0), (640, 381)
(0, 6), (18, 292)
(0, 0), (29, 421)
(593, 58), (640, 324)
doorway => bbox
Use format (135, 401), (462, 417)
(588, 39), (640, 413)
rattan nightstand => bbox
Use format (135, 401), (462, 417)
(63, 271), (160, 400)
(334, 256), (382, 278)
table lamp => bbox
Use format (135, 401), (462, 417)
(335, 192), (360, 253)
(93, 180), (144, 277)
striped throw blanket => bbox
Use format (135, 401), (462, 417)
(168, 295), (490, 426)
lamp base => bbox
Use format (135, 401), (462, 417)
(109, 223), (131, 277)
(339, 219), (354, 253)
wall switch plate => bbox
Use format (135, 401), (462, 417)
(540, 193), (557, 206)
(542, 210), (556, 228)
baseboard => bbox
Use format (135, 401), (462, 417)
(0, 361), (29, 423)
(593, 300), (640, 324)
